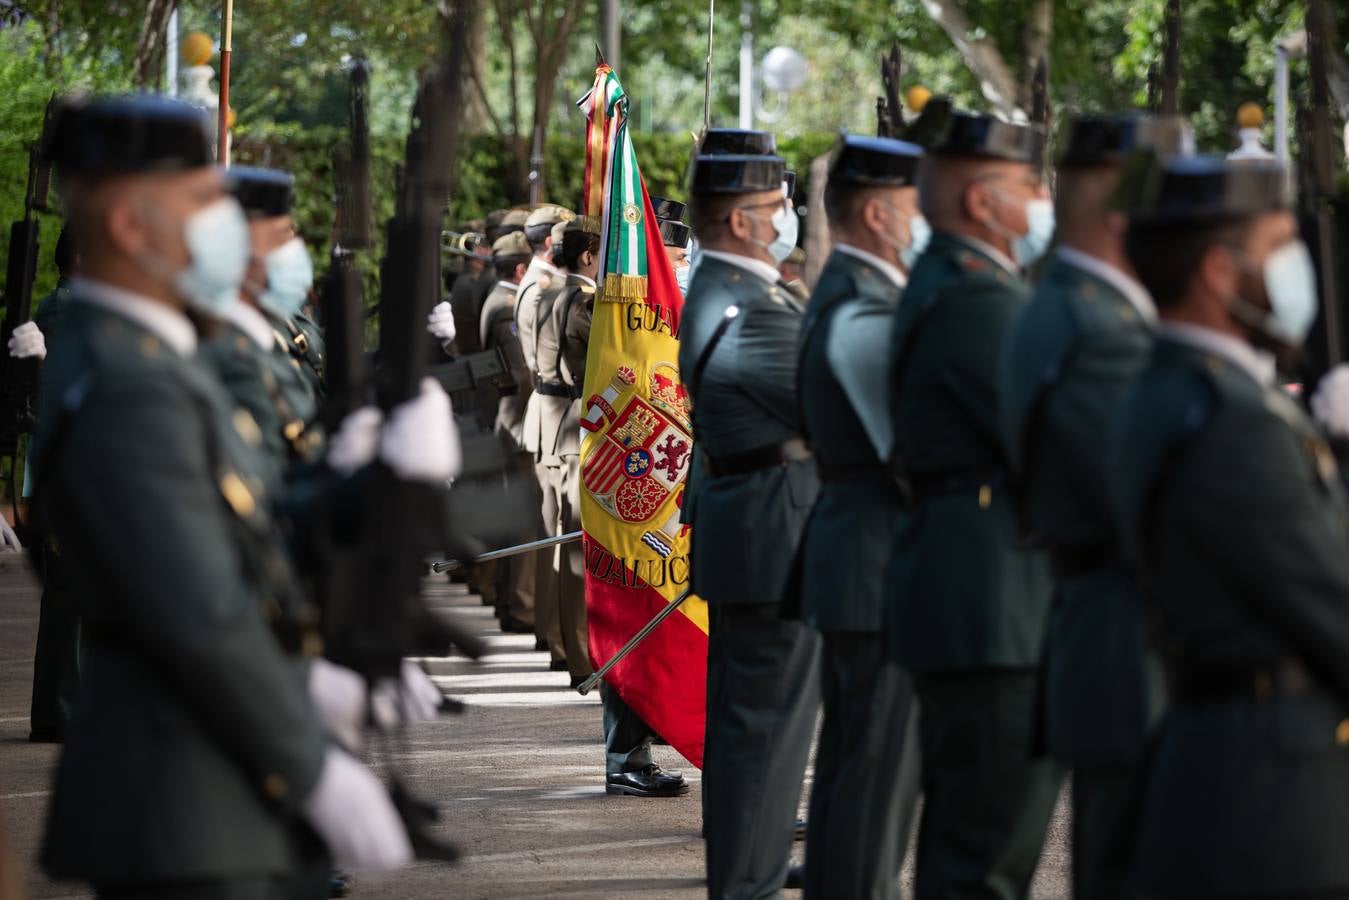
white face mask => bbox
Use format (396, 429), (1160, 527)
(143, 197), (250, 316)
(259, 236), (315, 318)
(744, 202), (798, 264)
(674, 261), (691, 296)
(985, 189), (1056, 268)
(874, 201), (930, 272)
(1229, 239), (1319, 347)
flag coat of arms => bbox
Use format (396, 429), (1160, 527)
(577, 63), (708, 767)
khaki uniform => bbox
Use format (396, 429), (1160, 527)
(535, 273), (593, 679)
(478, 280), (538, 628)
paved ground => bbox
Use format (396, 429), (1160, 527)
(0, 552), (1071, 898)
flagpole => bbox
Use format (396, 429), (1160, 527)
(217, 0), (234, 165)
(703, 0), (715, 134)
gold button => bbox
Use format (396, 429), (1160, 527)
(262, 773), (288, 800)
(284, 420), (304, 442)
(978, 484), (992, 509)
(1336, 720), (1349, 747)
(233, 409), (262, 448)
(218, 471), (256, 518)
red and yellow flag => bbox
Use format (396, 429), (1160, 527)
(577, 64), (708, 767)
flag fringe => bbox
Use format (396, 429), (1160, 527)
(599, 274), (648, 302)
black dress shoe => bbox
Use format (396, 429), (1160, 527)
(549, 659), (569, 672)
(500, 615), (533, 634)
(795, 818), (806, 841)
(783, 863), (804, 890)
(534, 637), (548, 651)
(606, 764), (690, 797)
(28, 728), (63, 744)
(569, 674), (587, 690)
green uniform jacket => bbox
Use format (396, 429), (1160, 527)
(1110, 335), (1349, 896)
(265, 308), (325, 400)
(554, 274), (594, 457)
(1001, 253), (1163, 763)
(798, 249), (904, 632)
(885, 233), (1051, 670)
(201, 321), (322, 475)
(678, 254), (819, 608)
(33, 279), (74, 335)
(34, 298), (327, 885)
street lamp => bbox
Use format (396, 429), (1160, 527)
(755, 45), (808, 123)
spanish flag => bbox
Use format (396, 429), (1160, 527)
(577, 64), (708, 767)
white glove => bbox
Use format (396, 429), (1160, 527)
(1312, 364), (1349, 439)
(308, 658), (368, 753)
(380, 377), (462, 483)
(303, 748), (414, 871)
(426, 301), (457, 349)
(8, 321), (46, 360)
(0, 517), (20, 552)
(371, 660), (443, 731)
(327, 406), (384, 476)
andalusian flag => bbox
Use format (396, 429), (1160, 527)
(577, 64), (708, 767)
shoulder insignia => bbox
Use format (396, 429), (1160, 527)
(235, 334), (250, 352)
(579, 283), (596, 295)
(958, 252), (990, 273)
(139, 334), (160, 358)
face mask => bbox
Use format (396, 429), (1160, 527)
(259, 237), (315, 318)
(767, 204), (799, 263)
(902, 215), (932, 270)
(170, 198), (250, 315)
(986, 190), (1055, 269)
(674, 262), (691, 296)
(1230, 240), (1318, 346)
(875, 202), (930, 272)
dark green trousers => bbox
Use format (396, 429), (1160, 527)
(912, 669), (1063, 900)
(804, 632), (921, 900)
(601, 682), (655, 775)
(1073, 764), (1146, 900)
(704, 602), (820, 900)
(30, 540), (81, 739)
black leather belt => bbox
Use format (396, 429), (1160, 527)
(703, 438), (813, 477)
(817, 461), (896, 486)
(907, 467), (1007, 504)
(535, 381), (580, 399)
(1168, 657), (1314, 707)
(1049, 542), (1115, 578)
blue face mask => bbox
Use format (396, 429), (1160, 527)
(259, 237), (315, 318)
(171, 198), (250, 316)
(903, 215), (932, 270)
(1232, 239), (1319, 346)
(987, 191), (1055, 269)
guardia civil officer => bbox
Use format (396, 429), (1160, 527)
(797, 134), (927, 900)
(680, 135), (821, 900)
(534, 213), (595, 686)
(202, 167), (325, 470)
(8, 226), (80, 742)
(1110, 153), (1349, 899)
(31, 94), (423, 898)
(884, 102), (1062, 898)
(651, 196), (693, 295)
(1000, 115), (1189, 898)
